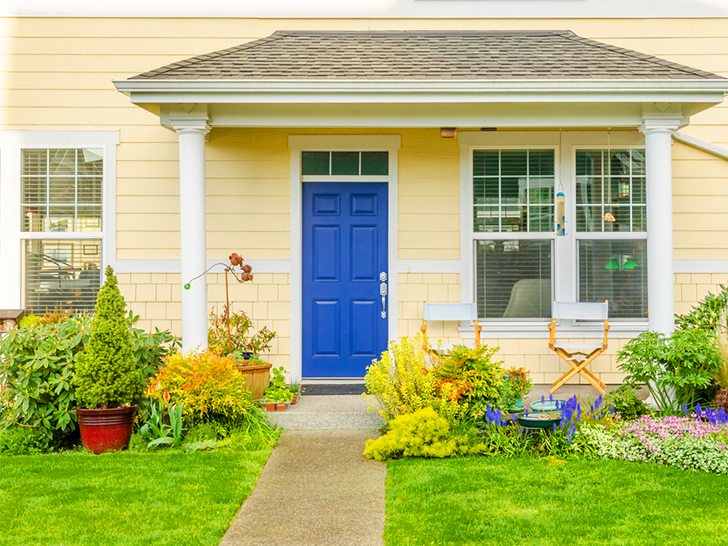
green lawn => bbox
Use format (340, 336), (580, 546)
(0, 448), (272, 546)
(386, 457), (728, 546)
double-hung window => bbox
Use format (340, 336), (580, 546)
(21, 148), (104, 314)
(575, 148), (648, 320)
(472, 149), (555, 320)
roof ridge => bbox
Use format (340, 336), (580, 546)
(563, 33), (720, 79)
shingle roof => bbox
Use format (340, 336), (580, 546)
(131, 30), (723, 81)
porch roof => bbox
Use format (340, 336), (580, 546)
(129, 30), (722, 82)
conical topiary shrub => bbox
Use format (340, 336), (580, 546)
(74, 266), (143, 409)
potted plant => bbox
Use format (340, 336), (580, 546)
(264, 367), (293, 411)
(503, 367), (534, 411)
(73, 267), (145, 454)
(186, 252), (276, 400)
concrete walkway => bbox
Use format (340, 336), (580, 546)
(219, 398), (386, 546)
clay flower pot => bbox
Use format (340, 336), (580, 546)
(265, 401), (277, 412)
(76, 406), (136, 454)
(276, 402), (287, 412)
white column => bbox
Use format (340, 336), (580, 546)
(175, 121), (210, 352)
(640, 118), (680, 336)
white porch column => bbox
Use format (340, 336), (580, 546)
(174, 120), (211, 352)
(640, 118), (680, 336)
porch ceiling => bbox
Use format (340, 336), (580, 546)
(113, 30), (728, 128)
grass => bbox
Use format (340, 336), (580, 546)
(385, 457), (728, 546)
(0, 447), (272, 546)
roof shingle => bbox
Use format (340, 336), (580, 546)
(130, 30), (723, 81)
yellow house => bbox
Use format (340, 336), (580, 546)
(1, 2), (727, 387)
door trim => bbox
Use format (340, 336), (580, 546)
(289, 135), (401, 382)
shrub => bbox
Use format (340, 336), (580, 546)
(364, 335), (439, 422)
(432, 345), (505, 415)
(604, 385), (650, 420)
(128, 312), (180, 381)
(363, 407), (473, 461)
(149, 351), (253, 426)
(0, 425), (53, 455)
(0, 316), (92, 439)
(618, 328), (724, 414)
(74, 267), (143, 409)
(675, 284), (727, 334)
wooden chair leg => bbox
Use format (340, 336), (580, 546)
(550, 349), (606, 395)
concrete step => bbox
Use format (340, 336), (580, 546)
(265, 394), (385, 430)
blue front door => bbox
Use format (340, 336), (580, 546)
(302, 182), (389, 378)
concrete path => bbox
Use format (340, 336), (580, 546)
(219, 429), (385, 546)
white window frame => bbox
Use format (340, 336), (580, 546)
(0, 131), (119, 310)
(459, 130), (650, 338)
(572, 144), (648, 326)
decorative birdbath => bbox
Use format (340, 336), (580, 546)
(530, 399), (568, 413)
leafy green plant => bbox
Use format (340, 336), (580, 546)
(208, 304), (275, 357)
(0, 315), (92, 439)
(128, 311), (180, 381)
(432, 344), (505, 415)
(264, 367), (293, 402)
(0, 425), (53, 455)
(603, 385), (650, 420)
(141, 401), (184, 448)
(618, 328), (724, 414)
(74, 267), (144, 409)
(364, 335), (439, 422)
(675, 284), (727, 334)
(149, 350), (253, 426)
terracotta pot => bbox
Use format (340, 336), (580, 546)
(290, 393), (298, 405)
(276, 402), (287, 412)
(236, 362), (272, 400)
(265, 401), (277, 412)
(76, 406), (136, 454)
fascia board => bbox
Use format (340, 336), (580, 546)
(114, 79), (728, 105)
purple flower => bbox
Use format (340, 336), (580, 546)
(696, 403), (702, 417)
(683, 404), (688, 415)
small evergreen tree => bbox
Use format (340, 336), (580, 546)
(74, 266), (143, 409)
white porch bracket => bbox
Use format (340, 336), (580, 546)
(172, 111), (211, 352)
(640, 115), (681, 336)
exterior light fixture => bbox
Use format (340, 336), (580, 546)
(440, 127), (457, 138)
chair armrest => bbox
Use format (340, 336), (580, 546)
(603, 319), (610, 350)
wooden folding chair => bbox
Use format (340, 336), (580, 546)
(548, 301), (609, 396)
(420, 302), (481, 355)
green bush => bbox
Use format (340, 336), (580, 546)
(604, 385), (650, 420)
(675, 284), (727, 334)
(364, 407), (473, 461)
(74, 267), (144, 409)
(0, 316), (92, 439)
(128, 312), (179, 381)
(618, 328), (724, 414)
(0, 425), (53, 455)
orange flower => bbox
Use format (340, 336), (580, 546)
(155, 379), (162, 390)
(163, 390), (170, 401)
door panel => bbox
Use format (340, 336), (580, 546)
(303, 182), (388, 378)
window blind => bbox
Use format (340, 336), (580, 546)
(578, 239), (648, 320)
(476, 239), (552, 319)
(23, 239), (102, 314)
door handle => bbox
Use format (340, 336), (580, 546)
(380, 272), (388, 318)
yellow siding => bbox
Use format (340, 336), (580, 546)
(2, 17), (728, 261)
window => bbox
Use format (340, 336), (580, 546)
(20, 148), (103, 314)
(302, 151), (389, 176)
(472, 149), (555, 319)
(575, 149), (647, 320)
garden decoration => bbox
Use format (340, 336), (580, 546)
(548, 300), (609, 395)
(184, 252), (253, 356)
(74, 267), (145, 454)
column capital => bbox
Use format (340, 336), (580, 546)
(639, 117), (681, 135)
(172, 119), (211, 136)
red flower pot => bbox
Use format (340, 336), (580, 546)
(76, 406), (136, 454)
(276, 402), (287, 412)
(265, 401), (277, 412)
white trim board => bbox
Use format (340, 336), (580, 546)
(110, 259), (292, 275)
(673, 131), (728, 161)
(674, 260), (728, 274)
